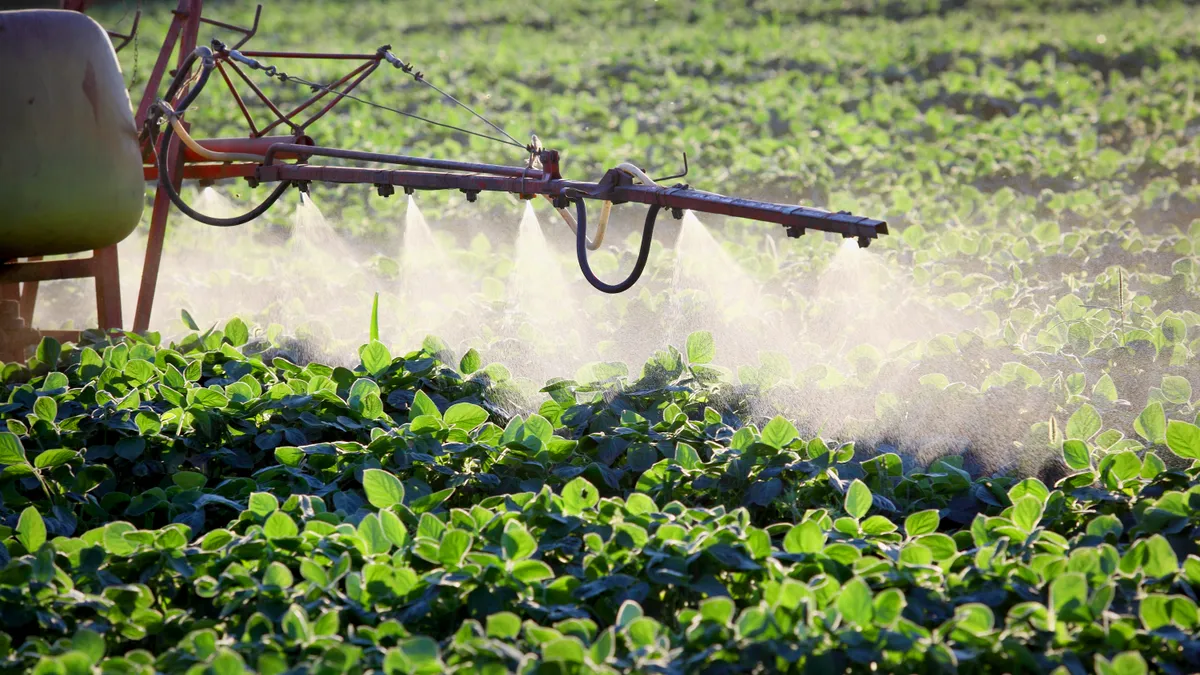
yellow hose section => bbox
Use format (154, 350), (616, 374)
(544, 195), (610, 250)
(166, 113), (266, 163)
(544, 162), (660, 249)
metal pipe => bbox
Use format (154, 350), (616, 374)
(263, 143), (547, 180)
(259, 163), (886, 240)
(178, 135), (313, 164)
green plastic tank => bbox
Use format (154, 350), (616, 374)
(0, 9), (145, 260)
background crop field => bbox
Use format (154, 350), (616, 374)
(4, 0), (1200, 673)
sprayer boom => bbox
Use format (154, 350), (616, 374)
(134, 13), (889, 305)
(248, 144), (887, 245)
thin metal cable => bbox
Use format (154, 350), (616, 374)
(416, 78), (525, 149)
(278, 73), (527, 151)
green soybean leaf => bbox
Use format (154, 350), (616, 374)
(836, 578), (873, 625)
(486, 612), (521, 639)
(760, 416), (798, 449)
(1049, 572), (1089, 622)
(444, 403), (488, 431)
(459, 348), (481, 374)
(502, 520), (537, 561)
(562, 477), (599, 514)
(17, 506), (46, 552)
(0, 432), (28, 466)
(1134, 402), (1166, 444)
(224, 317), (249, 347)
(362, 469), (405, 509)
(264, 512), (299, 540)
(1063, 440), (1091, 471)
(33, 448), (76, 469)
(33, 396), (57, 424)
(1166, 421), (1200, 460)
(248, 492), (278, 517)
(845, 479), (871, 519)
(359, 340), (391, 377)
(1066, 404), (1101, 440)
(1012, 496), (1044, 533)
(904, 509), (939, 537)
(686, 331), (715, 365)
(783, 520), (825, 554)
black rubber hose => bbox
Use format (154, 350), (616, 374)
(573, 197), (660, 294)
(156, 48), (291, 227)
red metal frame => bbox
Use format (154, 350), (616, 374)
(1, 0), (888, 362)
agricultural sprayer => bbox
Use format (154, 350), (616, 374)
(0, 1), (888, 361)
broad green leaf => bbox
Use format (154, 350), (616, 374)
(760, 416), (798, 449)
(836, 578), (873, 625)
(264, 512), (299, 540)
(686, 331), (715, 364)
(33, 448), (76, 469)
(486, 612), (521, 639)
(1062, 440), (1091, 471)
(17, 506), (46, 552)
(511, 559), (554, 583)
(358, 513), (391, 556)
(224, 317), (249, 347)
(844, 479), (871, 519)
(1049, 572), (1089, 622)
(1161, 375), (1192, 405)
(904, 509), (939, 537)
(362, 469), (406, 509)
(1012, 496), (1043, 533)
(438, 530), (472, 568)
(783, 520), (825, 554)
(1143, 534), (1179, 577)
(1093, 374), (1118, 402)
(1134, 402), (1166, 444)
(562, 477), (599, 514)
(248, 492), (278, 517)
(410, 390), (440, 420)
(502, 520), (537, 561)
(444, 403), (488, 431)
(263, 561), (294, 588)
(0, 432), (28, 466)
(459, 348), (481, 374)
(1166, 421), (1200, 460)
(873, 588), (905, 626)
(380, 510), (408, 548)
(33, 396), (57, 424)
(360, 340), (391, 377)
(1066, 404), (1101, 440)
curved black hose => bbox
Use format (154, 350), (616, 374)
(156, 48), (291, 227)
(573, 197), (659, 294)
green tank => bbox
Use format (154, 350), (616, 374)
(0, 9), (145, 260)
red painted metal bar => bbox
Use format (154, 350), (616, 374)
(257, 163), (886, 240)
(145, 162), (258, 183)
(179, 135), (313, 163)
(295, 61), (380, 132)
(259, 60), (376, 136)
(225, 60), (294, 136)
(133, 0), (190, 127)
(0, 257), (96, 284)
(215, 61), (260, 136)
(263, 144), (544, 179)
(41, 330), (84, 343)
(240, 51), (381, 60)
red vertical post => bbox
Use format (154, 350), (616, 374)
(132, 0), (202, 334)
(93, 246), (123, 331)
(17, 256), (43, 324)
(133, 141), (182, 334)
